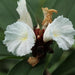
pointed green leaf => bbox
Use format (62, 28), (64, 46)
(52, 50), (75, 75)
(8, 58), (46, 75)
(48, 43), (63, 68)
(0, 0), (19, 30)
(0, 41), (11, 56)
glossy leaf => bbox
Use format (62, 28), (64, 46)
(0, 0), (19, 30)
(0, 72), (6, 75)
(8, 58), (46, 75)
(0, 41), (11, 56)
(27, 0), (75, 28)
(52, 50), (75, 75)
(48, 43), (63, 68)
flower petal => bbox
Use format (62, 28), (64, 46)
(16, 0), (33, 29)
(54, 37), (70, 50)
(3, 21), (36, 56)
(43, 15), (75, 50)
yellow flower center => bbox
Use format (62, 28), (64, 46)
(54, 33), (59, 37)
(53, 31), (59, 37)
(21, 32), (28, 41)
(21, 37), (27, 41)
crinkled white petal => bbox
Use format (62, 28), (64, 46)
(43, 15), (75, 50)
(3, 21), (36, 56)
(16, 0), (33, 29)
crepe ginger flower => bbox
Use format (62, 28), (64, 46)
(3, 0), (75, 66)
(3, 0), (36, 56)
(43, 16), (75, 50)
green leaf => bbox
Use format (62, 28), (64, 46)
(26, 1), (37, 27)
(69, 4), (75, 28)
(48, 51), (70, 74)
(0, 72), (6, 75)
(8, 58), (46, 75)
(27, 0), (75, 28)
(0, 27), (4, 41)
(26, 0), (47, 25)
(0, 41), (11, 56)
(52, 50), (75, 75)
(48, 43), (63, 68)
(0, 56), (9, 60)
(0, 0), (19, 30)
(51, 0), (75, 17)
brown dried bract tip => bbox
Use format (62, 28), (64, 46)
(42, 7), (57, 29)
(28, 57), (39, 67)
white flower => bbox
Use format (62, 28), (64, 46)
(16, 0), (33, 29)
(3, 22), (36, 56)
(43, 16), (75, 50)
(3, 0), (36, 56)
